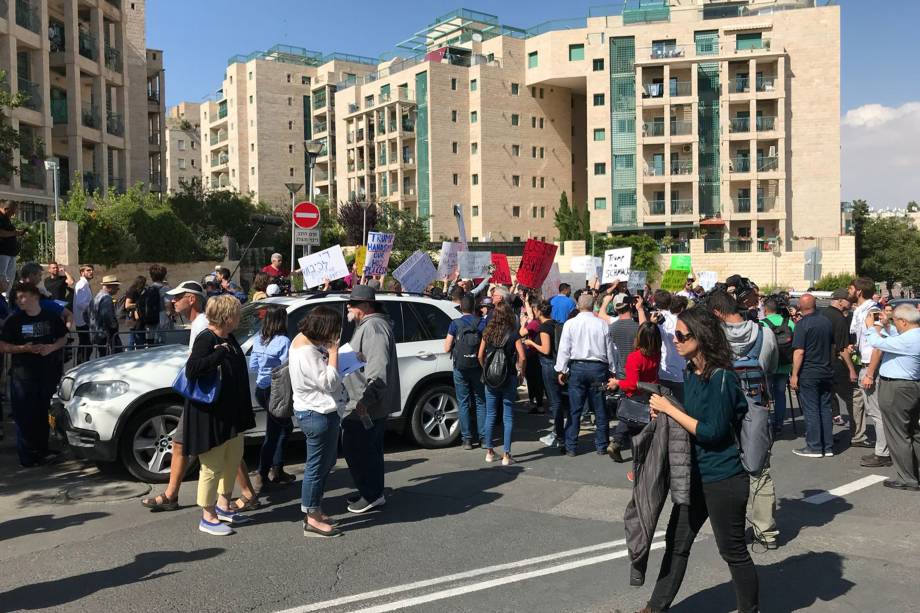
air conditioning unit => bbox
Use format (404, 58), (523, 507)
(682, 144), (693, 153)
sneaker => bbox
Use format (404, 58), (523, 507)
(753, 535), (779, 550)
(501, 455), (515, 466)
(461, 440), (474, 450)
(539, 433), (556, 447)
(485, 451), (496, 463)
(347, 495), (386, 514)
(199, 518), (234, 536)
(823, 450), (835, 457)
(565, 450), (576, 458)
(792, 447), (824, 458)
(215, 507), (253, 525)
(860, 454), (892, 467)
(850, 439), (874, 448)
(608, 442), (625, 463)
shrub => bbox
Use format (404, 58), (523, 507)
(813, 272), (855, 292)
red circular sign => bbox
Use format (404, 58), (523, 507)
(293, 201), (320, 229)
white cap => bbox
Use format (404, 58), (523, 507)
(616, 273), (629, 283)
(266, 283), (281, 296)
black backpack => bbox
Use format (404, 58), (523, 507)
(452, 317), (482, 370)
(138, 285), (162, 326)
(763, 317), (794, 366)
(483, 333), (512, 389)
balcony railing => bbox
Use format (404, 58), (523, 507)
(756, 116), (776, 131)
(735, 197), (777, 213)
(643, 122), (665, 137)
(217, 105), (227, 119)
(729, 117), (750, 133)
(756, 77), (777, 93)
(730, 157), (750, 173)
(19, 162), (45, 188)
(313, 120), (327, 134)
(670, 199), (693, 215)
(209, 130), (227, 145)
(731, 77), (750, 93)
(210, 177), (220, 189)
(313, 93), (327, 110)
(645, 163), (666, 177)
(736, 38), (771, 52)
(51, 98), (68, 124)
(17, 77), (41, 111)
(402, 155), (415, 165)
(314, 168), (329, 182)
(643, 82), (664, 98)
(401, 119), (415, 133)
(356, 129), (365, 142)
(757, 156), (779, 172)
(670, 120), (693, 136)
(78, 29), (97, 61)
(388, 120), (397, 133)
(670, 81), (691, 97)
(649, 45), (685, 60)
(49, 21), (65, 52)
(648, 200), (665, 215)
(104, 45), (122, 72)
(670, 160), (693, 175)
(147, 90), (160, 104)
(704, 237), (725, 253)
(106, 111), (124, 136)
(16, 0), (40, 34)
(729, 239), (753, 253)
(82, 104), (100, 129)
(211, 153), (229, 167)
(148, 133), (160, 146)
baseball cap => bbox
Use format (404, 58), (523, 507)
(612, 293), (629, 310)
(266, 283), (281, 296)
(830, 288), (850, 301)
(166, 280), (205, 298)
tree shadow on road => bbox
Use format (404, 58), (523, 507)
(0, 511), (110, 541)
(0, 548), (225, 611)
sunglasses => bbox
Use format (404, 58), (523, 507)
(674, 330), (694, 343)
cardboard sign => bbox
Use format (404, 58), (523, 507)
(299, 245), (349, 289)
(585, 257), (602, 282)
(660, 269), (689, 293)
(570, 256), (594, 274)
(458, 251), (492, 279)
(353, 246), (367, 276)
(490, 253), (512, 285)
(697, 271), (718, 292)
(517, 239), (558, 289)
(601, 247), (632, 284)
(541, 263), (561, 298)
(392, 250), (439, 293)
(363, 232), (395, 276)
(670, 254), (692, 271)
(628, 271), (647, 292)
(436, 241), (464, 279)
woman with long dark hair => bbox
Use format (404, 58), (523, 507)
(251, 273), (271, 302)
(478, 301), (525, 465)
(523, 300), (565, 449)
(639, 307), (758, 612)
(519, 297), (545, 413)
(248, 305), (292, 488)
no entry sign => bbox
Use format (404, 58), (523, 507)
(293, 201), (320, 229)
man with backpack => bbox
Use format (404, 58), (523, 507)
(762, 296), (795, 434)
(444, 293), (487, 450)
(140, 264), (171, 345)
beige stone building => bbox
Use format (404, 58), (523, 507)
(164, 101), (200, 191)
(0, 0), (165, 220)
(196, 45), (377, 210)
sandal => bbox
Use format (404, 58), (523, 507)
(234, 494), (261, 512)
(141, 493), (179, 512)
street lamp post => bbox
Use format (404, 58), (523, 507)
(284, 182), (303, 274)
(358, 190), (371, 246)
(303, 140), (324, 258)
(44, 158), (60, 220)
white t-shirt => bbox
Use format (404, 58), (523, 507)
(289, 344), (346, 415)
(658, 310), (687, 383)
(188, 312), (209, 349)
(73, 277), (93, 327)
(851, 300), (880, 364)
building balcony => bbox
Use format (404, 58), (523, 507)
(757, 77), (777, 93)
(670, 81), (692, 97)
(729, 77), (751, 94)
(734, 196), (778, 213)
(757, 156), (779, 172)
(147, 90), (160, 105)
(703, 237), (725, 253)
(82, 104), (101, 129)
(729, 157), (751, 173)
(313, 93), (327, 111)
(51, 98), (68, 124)
(19, 162), (45, 189)
(637, 38), (774, 66)
(401, 119), (415, 134)
(644, 163), (666, 178)
(347, 162), (355, 172)
(729, 238), (753, 253)
(756, 116), (777, 132)
(78, 29), (98, 61)
(729, 117), (750, 133)
(356, 129), (365, 142)
(314, 168), (329, 182)
(17, 77), (41, 111)
(671, 199), (693, 215)
(15, 0), (40, 34)
(217, 104), (228, 120)
(148, 132), (161, 146)
(642, 122), (665, 137)
(209, 130), (227, 145)
(670, 160), (694, 176)
(670, 120), (693, 136)
(106, 112), (124, 137)
(313, 120), (327, 134)
(211, 152), (229, 167)
(104, 45), (122, 73)
(148, 173), (162, 192)
(648, 200), (665, 216)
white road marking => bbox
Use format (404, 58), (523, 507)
(280, 533), (664, 613)
(349, 541), (666, 613)
(803, 474), (888, 504)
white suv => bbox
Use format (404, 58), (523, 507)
(52, 293), (462, 482)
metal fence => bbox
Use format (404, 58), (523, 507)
(57, 328), (191, 374)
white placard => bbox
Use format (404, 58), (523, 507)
(363, 232), (396, 276)
(458, 251), (492, 279)
(298, 245), (348, 289)
(541, 263), (562, 298)
(570, 256), (593, 273)
(437, 241), (465, 280)
(392, 250), (439, 293)
(601, 247), (633, 284)
(698, 271), (717, 292)
(584, 257), (602, 281)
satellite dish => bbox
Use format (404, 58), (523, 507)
(471, 33), (483, 42)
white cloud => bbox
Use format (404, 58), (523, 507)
(842, 102), (920, 208)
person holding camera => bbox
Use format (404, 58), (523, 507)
(638, 291), (687, 402)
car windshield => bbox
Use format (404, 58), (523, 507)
(233, 301), (273, 344)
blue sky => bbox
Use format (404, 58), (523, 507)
(148, 0), (920, 207)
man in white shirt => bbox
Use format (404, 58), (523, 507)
(72, 264), (95, 363)
(555, 293), (618, 457)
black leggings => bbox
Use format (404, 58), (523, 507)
(648, 472), (759, 612)
(524, 356), (545, 406)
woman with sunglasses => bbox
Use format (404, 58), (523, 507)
(639, 307), (759, 613)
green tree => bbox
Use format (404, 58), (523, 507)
(553, 191), (591, 242)
(0, 70), (25, 179)
(595, 233), (662, 282)
(907, 201), (919, 213)
(814, 272), (856, 292)
(337, 198), (378, 246)
(859, 214), (920, 293)
(851, 199), (870, 273)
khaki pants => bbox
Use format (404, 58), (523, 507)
(748, 461), (778, 543)
(859, 368), (889, 457)
(196, 435), (244, 508)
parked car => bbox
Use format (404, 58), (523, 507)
(51, 293), (462, 482)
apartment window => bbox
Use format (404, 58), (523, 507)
(532, 206), (538, 218)
(472, 174), (479, 185)
(251, 143), (255, 151)
(512, 205), (521, 217)
(286, 74), (291, 83)
(248, 71), (252, 80)
(594, 197), (607, 210)
(288, 144), (293, 153)
(452, 173), (459, 185)
(191, 159), (196, 168)
(451, 77), (457, 91)
(251, 167), (255, 175)
(511, 114), (520, 126)
(289, 168), (295, 177)
(531, 116), (537, 128)
(177, 139), (186, 151)
(191, 141), (196, 150)
(527, 51), (538, 69)
(540, 177), (545, 188)
(593, 58), (605, 71)
(451, 110), (458, 122)
(540, 88), (544, 99)
(470, 79), (477, 91)
(487, 52), (494, 62)
(301, 76), (310, 85)
(452, 141), (458, 154)
(178, 158), (186, 169)
(531, 176), (537, 188)
(539, 147), (545, 158)
(290, 121), (295, 130)
(531, 86), (536, 97)
(471, 142), (478, 154)
(511, 144), (520, 156)
(540, 207), (545, 218)
(511, 83), (520, 96)
(568, 44), (585, 62)
(593, 93), (605, 106)
(231, 169), (235, 178)
(470, 111), (478, 124)
(472, 205), (479, 217)
(594, 162), (606, 175)
(512, 175), (520, 187)
(539, 118), (545, 129)
(250, 94), (257, 103)
(287, 97), (292, 106)
(593, 128), (606, 141)
(532, 146), (537, 158)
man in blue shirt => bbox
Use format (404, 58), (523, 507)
(866, 304), (920, 491)
(550, 283), (576, 323)
(790, 294), (836, 458)
(444, 294), (487, 450)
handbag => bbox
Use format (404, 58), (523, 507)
(172, 332), (224, 404)
(268, 362), (294, 419)
(617, 393), (651, 425)
(720, 369), (773, 474)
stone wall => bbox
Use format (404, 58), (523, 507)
(75, 261), (238, 295)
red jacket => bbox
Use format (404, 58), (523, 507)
(620, 350), (660, 396)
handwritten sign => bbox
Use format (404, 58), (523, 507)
(570, 256), (593, 274)
(458, 251), (492, 279)
(299, 245), (349, 289)
(517, 239), (557, 289)
(601, 247), (632, 284)
(541, 263), (561, 298)
(660, 269), (689, 293)
(491, 253), (512, 285)
(353, 246), (367, 276)
(697, 271), (717, 292)
(393, 251), (439, 293)
(670, 254), (692, 271)
(363, 232), (395, 276)
(437, 241), (464, 279)
(585, 257), (602, 282)
(628, 271), (647, 292)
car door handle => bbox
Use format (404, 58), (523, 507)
(415, 351), (434, 358)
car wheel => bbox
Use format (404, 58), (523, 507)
(120, 401), (195, 483)
(409, 384), (461, 449)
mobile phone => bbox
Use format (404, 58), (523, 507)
(872, 312), (881, 322)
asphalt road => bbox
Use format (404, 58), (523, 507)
(2, 406), (920, 613)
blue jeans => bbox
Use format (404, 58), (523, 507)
(484, 375), (517, 454)
(769, 373), (789, 431)
(540, 356), (566, 440)
(798, 378), (834, 453)
(295, 410), (341, 513)
(256, 386), (294, 477)
(453, 367), (486, 443)
(342, 416), (387, 502)
(9, 370), (55, 466)
(566, 361), (610, 452)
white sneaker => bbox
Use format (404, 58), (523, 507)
(502, 455), (515, 466)
(199, 518), (234, 536)
(539, 433), (556, 447)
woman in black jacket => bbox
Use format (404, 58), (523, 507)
(183, 295), (255, 536)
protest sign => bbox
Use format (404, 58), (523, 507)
(363, 232), (395, 275)
(458, 251), (492, 279)
(541, 263), (561, 298)
(490, 253), (512, 285)
(570, 256), (593, 274)
(353, 246), (367, 276)
(670, 254), (692, 271)
(516, 239), (557, 288)
(585, 257), (602, 282)
(660, 269), (689, 292)
(299, 245), (349, 289)
(392, 251), (439, 293)
(628, 271), (647, 292)
(437, 241), (464, 279)
(601, 247), (632, 284)
(697, 271), (717, 292)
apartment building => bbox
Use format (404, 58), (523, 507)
(141, 47), (165, 193)
(197, 45), (377, 209)
(164, 101), (200, 191)
(0, 0), (164, 219)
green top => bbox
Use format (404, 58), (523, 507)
(762, 313), (795, 374)
(683, 368), (748, 483)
